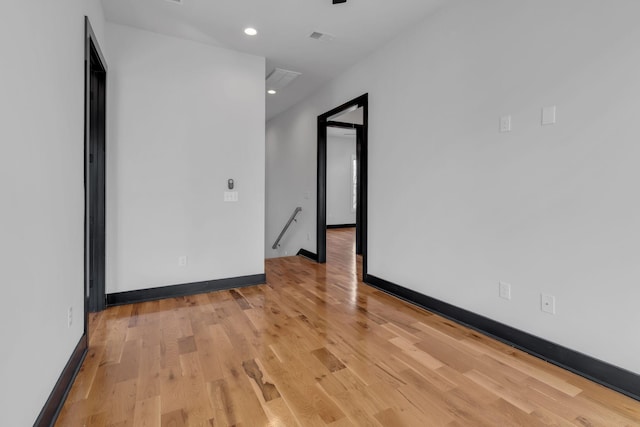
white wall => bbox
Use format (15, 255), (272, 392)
(0, 1), (105, 425)
(106, 23), (265, 293)
(265, 103), (318, 258)
(327, 134), (357, 225)
(266, 0), (640, 375)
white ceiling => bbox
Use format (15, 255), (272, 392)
(101, 0), (446, 120)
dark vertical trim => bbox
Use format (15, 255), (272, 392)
(317, 94), (368, 276)
(84, 16), (93, 345)
(355, 128), (362, 255)
(364, 274), (640, 402)
(33, 336), (88, 427)
(316, 119), (327, 263)
(85, 17), (107, 316)
(359, 106), (368, 275)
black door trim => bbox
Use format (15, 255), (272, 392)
(317, 94), (368, 275)
(85, 17), (107, 320)
(326, 120), (359, 129)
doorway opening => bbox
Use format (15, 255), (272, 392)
(317, 94), (368, 276)
(326, 126), (357, 232)
(85, 17), (107, 320)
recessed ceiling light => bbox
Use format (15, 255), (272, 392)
(244, 28), (258, 36)
(267, 89), (277, 95)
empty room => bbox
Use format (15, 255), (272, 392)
(2, 0), (640, 426)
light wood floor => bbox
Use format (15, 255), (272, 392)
(57, 228), (640, 426)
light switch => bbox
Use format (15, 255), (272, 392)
(500, 115), (512, 133)
(224, 191), (238, 202)
(542, 105), (557, 125)
(499, 281), (511, 300)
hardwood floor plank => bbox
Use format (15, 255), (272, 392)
(206, 379), (237, 426)
(132, 396), (160, 427)
(136, 343), (161, 401)
(242, 358), (281, 402)
(464, 369), (536, 414)
(107, 379), (138, 426)
(311, 347), (347, 373)
(56, 228), (640, 426)
(160, 409), (188, 427)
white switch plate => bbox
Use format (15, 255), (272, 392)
(68, 307), (73, 328)
(541, 293), (556, 314)
(178, 255), (187, 266)
(542, 105), (557, 125)
(500, 115), (512, 132)
(499, 281), (511, 300)
(224, 191), (238, 202)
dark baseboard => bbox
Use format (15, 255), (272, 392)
(297, 249), (319, 261)
(106, 273), (266, 306)
(364, 273), (640, 402)
(327, 223), (356, 229)
(34, 334), (88, 427)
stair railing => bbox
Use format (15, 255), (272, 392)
(272, 207), (302, 249)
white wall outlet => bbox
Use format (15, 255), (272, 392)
(499, 281), (511, 300)
(500, 115), (512, 132)
(304, 191), (310, 200)
(67, 307), (73, 328)
(542, 105), (557, 125)
(541, 293), (556, 314)
(307, 233), (310, 241)
(178, 255), (188, 266)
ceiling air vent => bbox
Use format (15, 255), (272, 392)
(266, 68), (302, 91)
(309, 31), (335, 42)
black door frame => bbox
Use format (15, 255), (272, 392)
(317, 94), (368, 275)
(84, 17), (107, 322)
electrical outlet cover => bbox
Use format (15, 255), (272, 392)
(541, 293), (556, 314)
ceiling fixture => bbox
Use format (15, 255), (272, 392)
(267, 89), (277, 95)
(244, 27), (257, 36)
(333, 0), (347, 4)
(266, 68), (302, 93)
(165, 0), (183, 4)
(309, 31), (335, 42)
